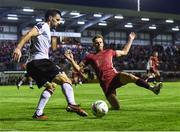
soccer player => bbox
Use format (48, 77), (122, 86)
(64, 33), (162, 110)
(146, 51), (161, 83)
(13, 9), (88, 119)
(16, 72), (34, 89)
(16, 63), (34, 89)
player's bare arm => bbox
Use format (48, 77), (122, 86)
(78, 62), (88, 79)
(64, 50), (86, 78)
(64, 50), (81, 71)
(115, 32), (136, 57)
(51, 36), (58, 51)
(13, 27), (39, 62)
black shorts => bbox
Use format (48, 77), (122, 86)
(26, 59), (61, 88)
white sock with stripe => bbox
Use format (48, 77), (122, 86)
(36, 90), (51, 116)
(61, 83), (76, 105)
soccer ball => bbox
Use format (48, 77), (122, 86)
(91, 100), (108, 117)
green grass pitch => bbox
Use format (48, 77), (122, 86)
(0, 82), (180, 131)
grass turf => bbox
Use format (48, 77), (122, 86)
(0, 82), (180, 131)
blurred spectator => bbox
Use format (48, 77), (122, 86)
(0, 40), (180, 73)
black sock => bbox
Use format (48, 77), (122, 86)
(135, 79), (150, 89)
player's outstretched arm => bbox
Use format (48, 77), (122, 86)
(115, 32), (136, 57)
(64, 50), (87, 79)
(64, 50), (81, 72)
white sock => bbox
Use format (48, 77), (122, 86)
(29, 80), (33, 87)
(36, 90), (51, 116)
(61, 83), (76, 105)
(18, 80), (23, 86)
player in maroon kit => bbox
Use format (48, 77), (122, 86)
(64, 33), (162, 110)
(146, 51), (161, 83)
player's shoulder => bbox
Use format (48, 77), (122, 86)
(35, 22), (46, 29)
(84, 51), (96, 60)
(104, 49), (116, 55)
(104, 48), (115, 53)
(86, 51), (95, 56)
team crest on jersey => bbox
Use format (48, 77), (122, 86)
(36, 22), (44, 29)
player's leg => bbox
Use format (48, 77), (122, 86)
(52, 72), (88, 116)
(27, 77), (34, 89)
(33, 82), (56, 119)
(28, 59), (87, 118)
(16, 76), (26, 89)
(106, 93), (120, 110)
(78, 76), (83, 86)
(119, 72), (162, 95)
(52, 72), (76, 104)
(27, 60), (58, 119)
(146, 72), (156, 83)
(145, 69), (150, 82)
(154, 70), (161, 82)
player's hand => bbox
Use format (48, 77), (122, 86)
(13, 48), (22, 62)
(64, 49), (74, 61)
(129, 32), (136, 40)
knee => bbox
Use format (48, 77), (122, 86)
(54, 73), (72, 85)
(43, 82), (57, 93)
(44, 81), (56, 88)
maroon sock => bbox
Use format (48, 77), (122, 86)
(135, 79), (150, 89)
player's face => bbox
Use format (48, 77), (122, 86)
(50, 14), (61, 28)
(93, 38), (104, 51)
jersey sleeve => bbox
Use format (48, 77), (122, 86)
(110, 49), (116, 57)
(34, 22), (46, 34)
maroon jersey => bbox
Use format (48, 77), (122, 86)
(150, 56), (159, 72)
(83, 49), (122, 95)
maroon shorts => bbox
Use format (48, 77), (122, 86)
(150, 67), (158, 73)
(100, 73), (124, 97)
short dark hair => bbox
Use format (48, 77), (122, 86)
(92, 34), (104, 43)
(45, 9), (61, 22)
